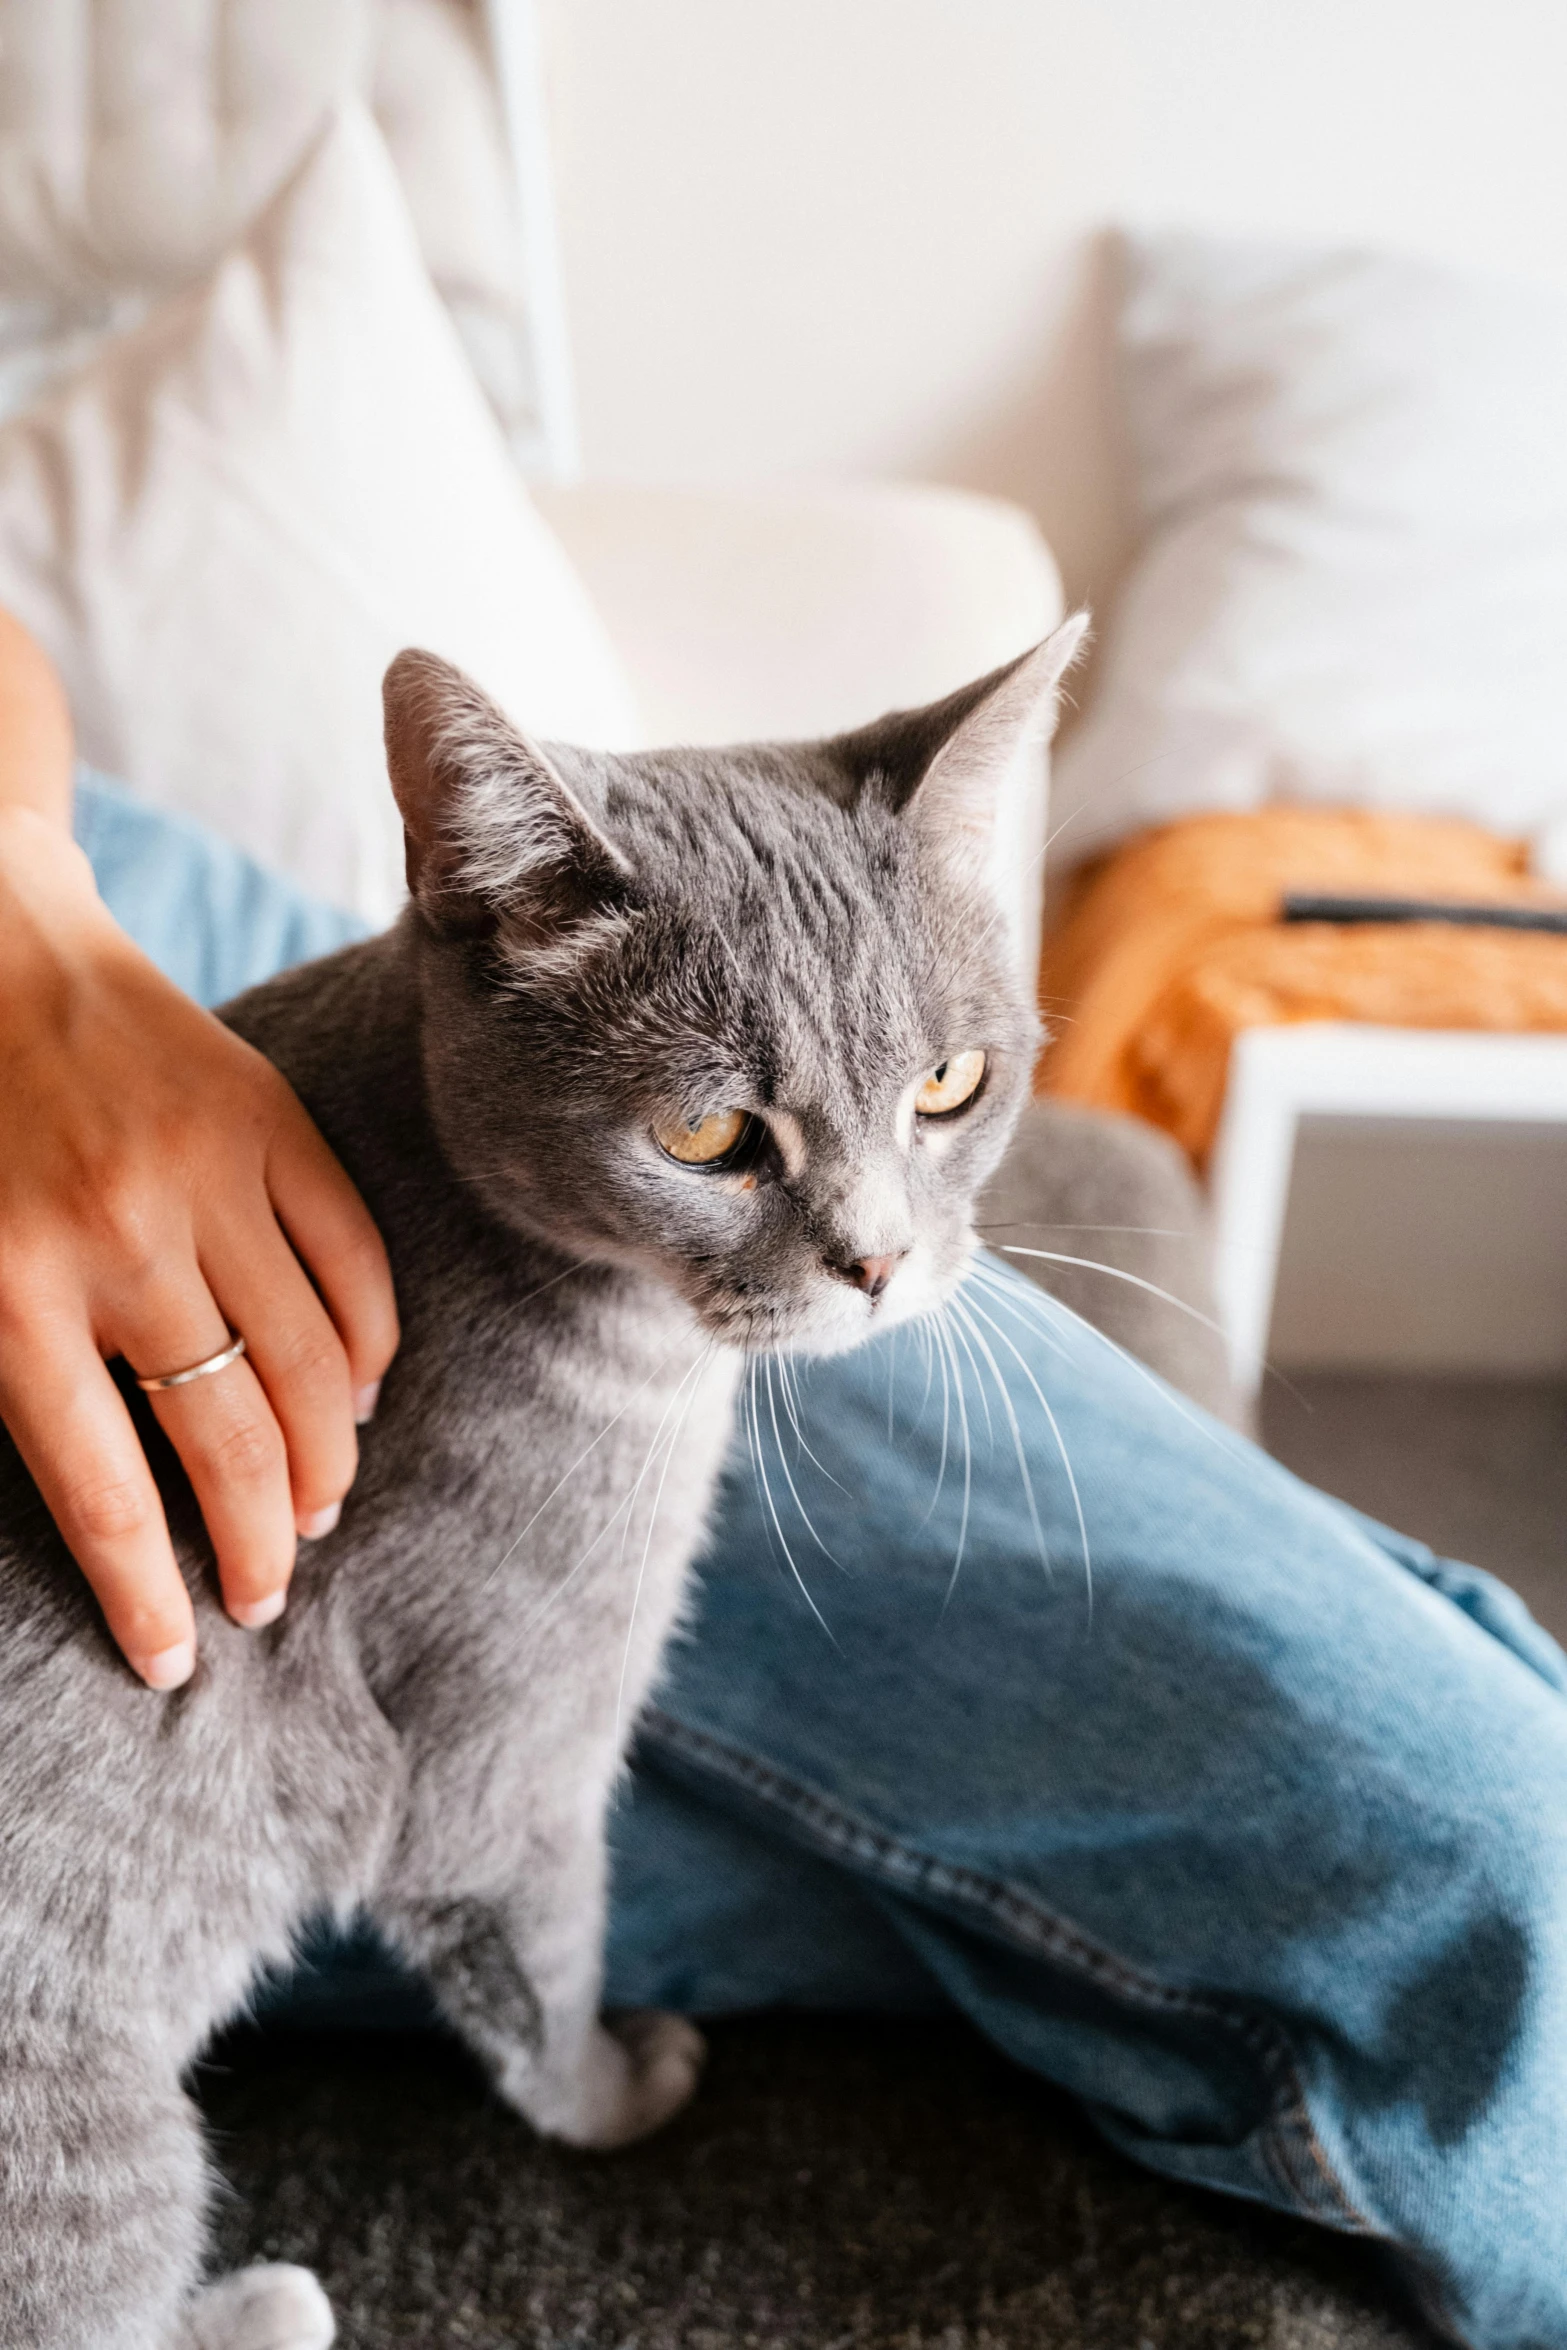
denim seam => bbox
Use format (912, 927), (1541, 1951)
(641, 1704), (1372, 2237)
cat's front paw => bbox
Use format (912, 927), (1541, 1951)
(549, 2009), (707, 2151)
(183, 2263), (334, 2350)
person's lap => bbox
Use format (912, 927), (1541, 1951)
(80, 774), (1567, 2348)
(620, 1309), (1567, 2345)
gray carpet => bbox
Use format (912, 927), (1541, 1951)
(194, 1373), (1567, 2347)
(200, 2017), (1425, 2348)
(1261, 1374), (1567, 1645)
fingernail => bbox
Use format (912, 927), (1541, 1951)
(298, 1501), (341, 1540)
(232, 1590), (287, 1630)
(139, 1641), (195, 1691)
(353, 1382), (380, 1425)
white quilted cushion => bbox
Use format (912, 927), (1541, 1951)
(0, 100), (637, 921)
(0, 0), (537, 451)
(0, 0), (369, 296)
(1052, 234), (1567, 876)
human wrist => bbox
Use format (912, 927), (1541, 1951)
(0, 803), (118, 982)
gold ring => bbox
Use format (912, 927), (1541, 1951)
(134, 1333), (248, 1393)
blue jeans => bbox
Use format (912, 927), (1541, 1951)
(80, 774), (1567, 2348)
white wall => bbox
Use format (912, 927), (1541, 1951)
(543, 0), (1567, 607)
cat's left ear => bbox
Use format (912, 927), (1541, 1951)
(383, 649), (634, 941)
(842, 613), (1089, 881)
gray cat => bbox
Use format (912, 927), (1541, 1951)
(0, 616), (1084, 2350)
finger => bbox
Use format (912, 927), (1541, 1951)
(123, 1291), (298, 1631)
(0, 1316), (196, 1688)
(267, 1105), (399, 1422)
(207, 1215), (357, 1536)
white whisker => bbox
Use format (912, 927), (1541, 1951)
(763, 1355), (839, 1567)
(915, 1316), (937, 1421)
(915, 1308), (954, 1533)
(518, 1340), (711, 1661)
(481, 1333), (690, 1591)
(740, 1354), (763, 1517)
(616, 1345), (713, 1741)
(775, 1350), (849, 1492)
(969, 1263), (1085, 1349)
(935, 1309), (973, 1607)
(945, 1302), (996, 1459)
(968, 1261), (1071, 1359)
(510, 1499), (630, 1648)
(969, 792), (1091, 958)
(990, 1245), (1231, 1343)
(963, 1291), (1092, 1614)
(973, 1261), (1235, 1454)
(777, 1352), (805, 1450)
(977, 1220), (1191, 1240)
(747, 1356), (837, 1644)
(950, 1292), (1051, 1583)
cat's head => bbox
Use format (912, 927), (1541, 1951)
(384, 618), (1085, 1356)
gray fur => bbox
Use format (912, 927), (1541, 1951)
(0, 622), (1083, 2348)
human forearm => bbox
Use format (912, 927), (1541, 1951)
(0, 607), (73, 829)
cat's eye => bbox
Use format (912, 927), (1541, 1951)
(915, 1050), (988, 1119)
(653, 1106), (751, 1166)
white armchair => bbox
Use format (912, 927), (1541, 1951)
(538, 478), (1063, 973)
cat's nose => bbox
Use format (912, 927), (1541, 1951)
(827, 1250), (907, 1302)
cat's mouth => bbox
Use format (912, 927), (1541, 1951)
(685, 1236), (965, 1358)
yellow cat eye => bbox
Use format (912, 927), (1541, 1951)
(653, 1106), (749, 1165)
(915, 1049), (988, 1119)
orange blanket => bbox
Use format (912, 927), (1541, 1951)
(1037, 809), (1567, 1167)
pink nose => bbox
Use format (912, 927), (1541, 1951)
(829, 1252), (905, 1303)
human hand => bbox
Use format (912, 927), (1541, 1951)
(0, 808), (398, 1687)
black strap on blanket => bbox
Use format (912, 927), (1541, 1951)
(1281, 892), (1567, 935)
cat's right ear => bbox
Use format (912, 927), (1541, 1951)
(383, 650), (634, 940)
(834, 615), (1089, 893)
